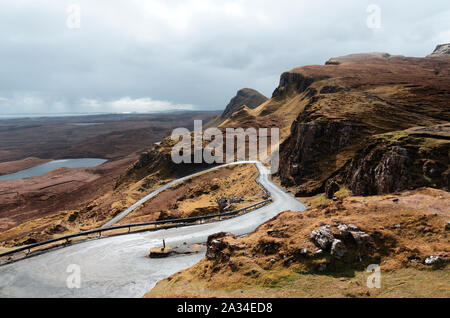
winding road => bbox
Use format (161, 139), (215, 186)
(0, 161), (306, 298)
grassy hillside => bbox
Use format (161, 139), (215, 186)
(147, 187), (449, 298)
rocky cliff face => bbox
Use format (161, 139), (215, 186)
(346, 125), (450, 195)
(279, 119), (366, 194)
(117, 46), (450, 198)
(428, 43), (450, 57)
(271, 72), (327, 98)
(220, 88), (267, 119)
(277, 49), (450, 196)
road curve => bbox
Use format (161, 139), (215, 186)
(0, 161), (306, 298)
(104, 161), (265, 227)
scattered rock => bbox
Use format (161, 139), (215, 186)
(216, 196), (242, 212)
(311, 223), (372, 259)
(394, 224), (401, 229)
(206, 232), (232, 261)
(332, 196), (339, 201)
(393, 198), (399, 203)
(283, 258), (295, 266)
(310, 225), (335, 250)
(229, 243), (239, 251)
(294, 248), (309, 257)
(317, 263), (327, 272)
(206, 240), (224, 260)
(299, 248), (308, 255)
(314, 249), (323, 256)
(331, 239), (347, 259)
(258, 240), (282, 255)
(67, 211), (79, 222)
(325, 180), (340, 199)
(338, 223), (360, 235)
(350, 231), (372, 246)
(338, 223), (371, 245)
(424, 255), (444, 265)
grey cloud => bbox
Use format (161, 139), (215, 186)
(0, 0), (449, 114)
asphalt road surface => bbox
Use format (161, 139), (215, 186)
(0, 161), (306, 298)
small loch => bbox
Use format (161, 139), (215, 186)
(0, 158), (107, 181)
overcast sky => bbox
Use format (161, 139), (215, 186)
(0, 0), (449, 115)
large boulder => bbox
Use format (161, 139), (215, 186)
(311, 223), (373, 260)
(424, 255), (447, 265)
(330, 239), (347, 259)
(310, 225), (335, 250)
(338, 223), (372, 246)
(325, 180), (340, 199)
(205, 232), (235, 261)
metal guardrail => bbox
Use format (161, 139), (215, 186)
(0, 199), (272, 259)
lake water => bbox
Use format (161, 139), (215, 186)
(0, 158), (107, 181)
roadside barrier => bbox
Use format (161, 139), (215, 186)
(0, 199), (272, 260)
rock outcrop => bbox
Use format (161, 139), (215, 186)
(310, 223), (372, 260)
(277, 49), (450, 196)
(220, 88), (267, 119)
(310, 225), (335, 250)
(428, 43), (450, 57)
(325, 179), (340, 199)
(279, 119), (365, 194)
(149, 191), (450, 297)
(346, 125), (450, 195)
(206, 232), (236, 261)
(272, 72), (327, 98)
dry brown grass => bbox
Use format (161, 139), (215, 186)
(147, 187), (449, 298)
(119, 164), (265, 224)
(147, 267), (449, 298)
(0, 163), (264, 248)
(219, 91), (309, 144)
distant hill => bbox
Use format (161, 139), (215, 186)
(206, 88), (267, 128)
(146, 44), (450, 299)
(121, 44), (450, 199)
(220, 88), (267, 119)
(275, 46), (450, 196)
(427, 43), (450, 57)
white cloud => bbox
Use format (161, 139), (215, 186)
(80, 97), (195, 113)
(0, 94), (195, 114)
